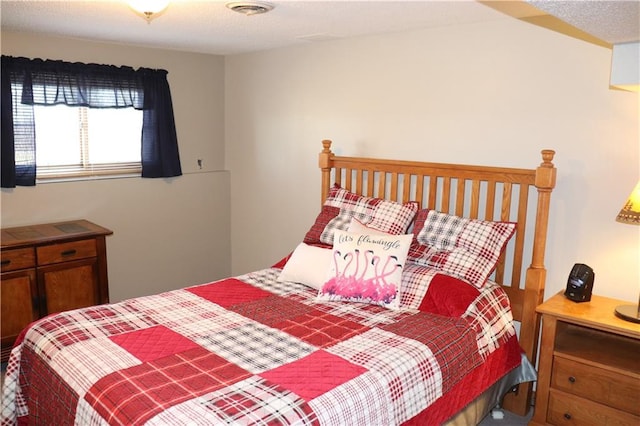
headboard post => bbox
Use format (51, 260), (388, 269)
(319, 139), (334, 206)
(529, 150), (557, 265)
(503, 149), (556, 415)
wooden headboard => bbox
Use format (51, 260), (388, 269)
(318, 139), (557, 415)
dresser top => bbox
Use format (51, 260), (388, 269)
(1, 219), (113, 249)
(537, 292), (640, 339)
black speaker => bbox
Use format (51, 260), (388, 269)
(564, 263), (594, 303)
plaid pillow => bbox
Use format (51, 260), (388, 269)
(304, 185), (418, 246)
(407, 210), (516, 288)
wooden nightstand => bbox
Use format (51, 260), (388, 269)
(530, 292), (640, 426)
(1, 220), (113, 363)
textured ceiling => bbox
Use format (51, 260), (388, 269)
(527, 0), (639, 44)
(1, 1), (638, 56)
(0, 1), (508, 55)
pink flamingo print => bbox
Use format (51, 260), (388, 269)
(322, 247), (399, 304)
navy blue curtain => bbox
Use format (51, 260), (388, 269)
(1, 55), (182, 188)
(140, 68), (181, 178)
(1, 60), (17, 187)
(1, 57), (36, 187)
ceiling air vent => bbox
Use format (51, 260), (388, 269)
(226, 2), (275, 16)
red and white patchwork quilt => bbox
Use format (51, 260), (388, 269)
(1, 267), (523, 425)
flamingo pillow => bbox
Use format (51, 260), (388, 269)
(317, 229), (412, 310)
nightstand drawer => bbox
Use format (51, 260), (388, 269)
(548, 389), (640, 426)
(551, 356), (640, 415)
(1, 248), (36, 272)
(37, 240), (97, 266)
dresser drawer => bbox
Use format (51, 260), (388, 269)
(551, 356), (640, 415)
(1, 248), (36, 272)
(548, 389), (640, 426)
(37, 239), (97, 266)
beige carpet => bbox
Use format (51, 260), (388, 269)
(478, 407), (533, 425)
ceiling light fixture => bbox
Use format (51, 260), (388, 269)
(129, 0), (170, 23)
(226, 1), (274, 16)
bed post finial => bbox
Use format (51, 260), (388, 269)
(540, 149), (555, 168)
(319, 140), (335, 206)
(535, 149), (556, 198)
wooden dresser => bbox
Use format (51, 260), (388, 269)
(530, 292), (640, 426)
(1, 220), (113, 363)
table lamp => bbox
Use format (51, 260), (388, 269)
(615, 180), (640, 323)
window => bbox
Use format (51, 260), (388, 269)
(34, 104), (143, 179)
(1, 55), (182, 188)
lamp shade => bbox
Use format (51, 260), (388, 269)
(616, 181), (640, 224)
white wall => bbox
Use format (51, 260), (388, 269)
(1, 31), (231, 302)
(226, 18), (639, 303)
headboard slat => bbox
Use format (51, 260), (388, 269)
(500, 182), (513, 222)
(442, 177), (452, 212)
(455, 179), (465, 217)
(415, 175), (425, 207)
(470, 180), (481, 219)
(335, 167), (343, 188)
(511, 185), (530, 295)
(485, 181), (497, 220)
(390, 173), (399, 202)
(376, 171), (386, 199)
(402, 173), (411, 203)
(428, 177), (437, 209)
(356, 169), (364, 195)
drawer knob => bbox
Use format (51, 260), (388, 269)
(61, 249), (77, 257)
(1, 259), (10, 266)
(568, 376), (576, 383)
(564, 413), (572, 420)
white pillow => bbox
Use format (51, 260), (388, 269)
(278, 243), (333, 290)
(317, 230), (412, 310)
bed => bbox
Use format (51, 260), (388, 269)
(1, 140), (556, 425)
